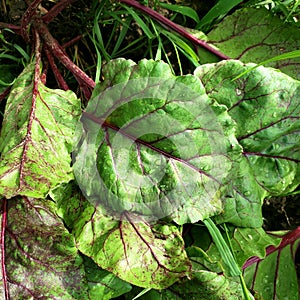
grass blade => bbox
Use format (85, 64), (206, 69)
(123, 6), (154, 39)
(197, 0), (242, 31)
(233, 49), (300, 80)
(159, 2), (200, 23)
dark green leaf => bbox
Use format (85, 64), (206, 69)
(204, 8), (300, 79)
(243, 228), (300, 300)
(83, 256), (132, 299)
(0, 65), (17, 93)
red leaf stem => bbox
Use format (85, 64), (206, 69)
(33, 17), (95, 90)
(0, 87), (11, 103)
(19, 30), (41, 188)
(242, 227), (300, 269)
(62, 35), (83, 48)
(118, 0), (230, 60)
(42, 0), (78, 24)
(0, 22), (21, 34)
(1, 198), (9, 300)
(44, 45), (69, 90)
(21, 0), (43, 43)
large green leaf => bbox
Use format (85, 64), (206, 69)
(52, 182), (191, 289)
(0, 61), (81, 199)
(194, 60), (300, 225)
(0, 197), (88, 299)
(203, 8), (300, 80)
(73, 58), (240, 224)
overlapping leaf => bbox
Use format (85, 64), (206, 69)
(52, 182), (191, 289)
(0, 197), (88, 299)
(127, 270), (244, 300)
(73, 58), (240, 224)
(184, 225), (280, 276)
(83, 256), (132, 299)
(194, 60), (300, 225)
(202, 8), (300, 80)
(0, 61), (81, 199)
(243, 228), (300, 300)
(182, 224), (300, 299)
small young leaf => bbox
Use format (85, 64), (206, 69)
(159, 3), (200, 23)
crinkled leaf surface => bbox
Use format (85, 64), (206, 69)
(0, 61), (81, 198)
(73, 58), (240, 224)
(194, 60), (300, 226)
(243, 228), (300, 300)
(0, 197), (88, 299)
(52, 182), (191, 289)
(203, 8), (300, 80)
(83, 256), (132, 300)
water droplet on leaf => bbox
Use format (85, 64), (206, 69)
(235, 88), (242, 96)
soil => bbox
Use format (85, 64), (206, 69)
(263, 193), (300, 231)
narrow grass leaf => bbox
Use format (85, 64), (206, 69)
(159, 2), (200, 23)
(123, 6), (154, 39)
(203, 218), (241, 277)
(13, 44), (30, 62)
(196, 0), (242, 31)
(132, 288), (152, 300)
(233, 49), (300, 80)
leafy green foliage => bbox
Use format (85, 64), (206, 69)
(73, 58), (238, 224)
(195, 60), (300, 196)
(202, 7), (300, 79)
(0, 1), (299, 299)
(243, 229), (300, 300)
(52, 182), (191, 289)
(127, 271), (245, 300)
(196, 0), (243, 32)
(0, 61), (81, 198)
(83, 256), (132, 299)
(0, 197), (88, 299)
